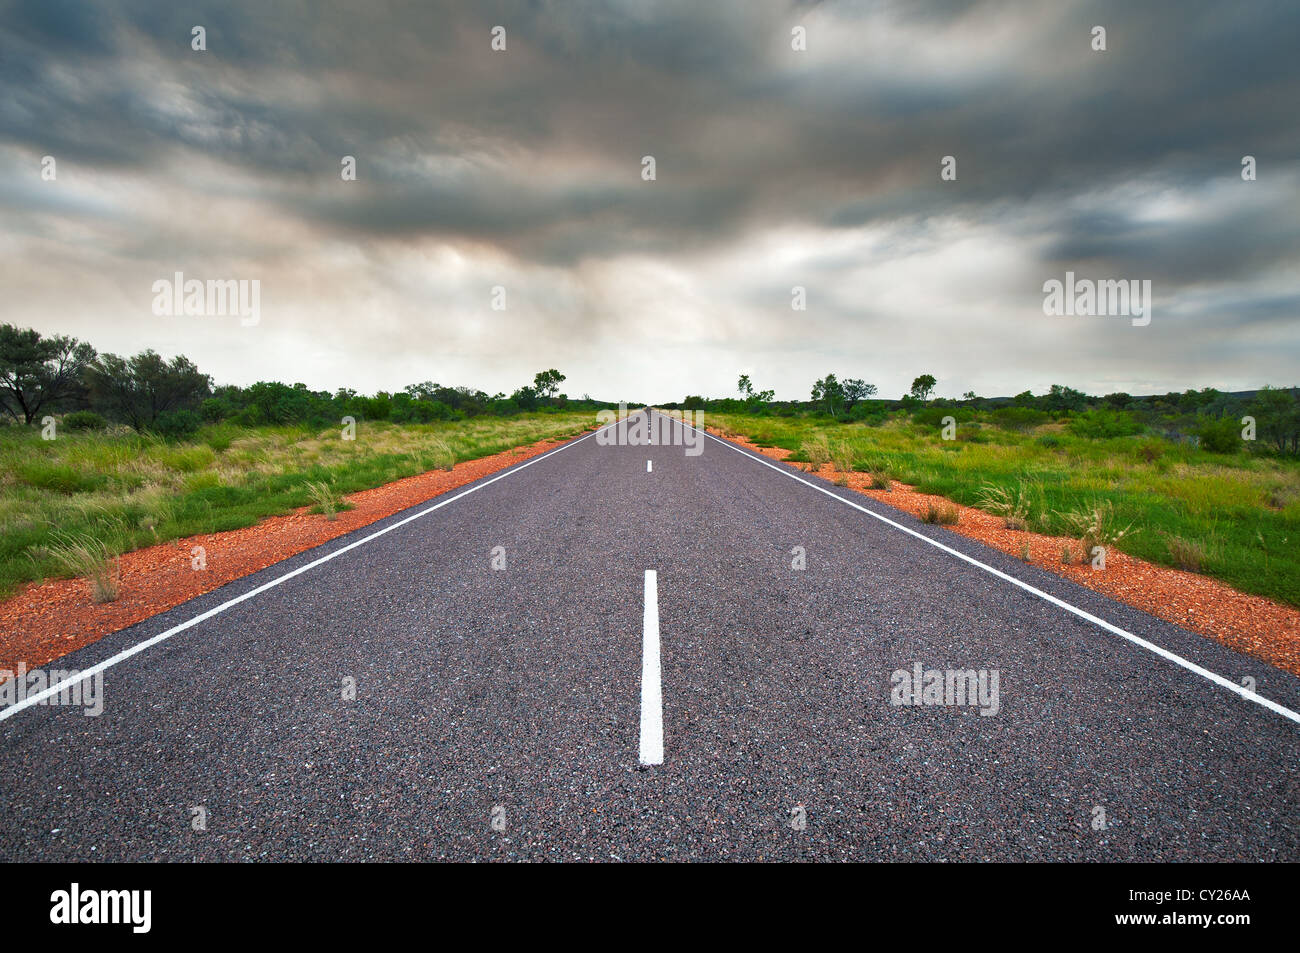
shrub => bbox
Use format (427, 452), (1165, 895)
(63, 410), (108, 431)
(861, 456), (893, 490)
(992, 406), (1049, 431)
(1068, 408), (1141, 439)
(200, 424), (238, 452)
(1196, 417), (1241, 454)
(200, 397), (234, 422)
(912, 407), (955, 429)
(1135, 439), (1164, 463)
(153, 409), (202, 440)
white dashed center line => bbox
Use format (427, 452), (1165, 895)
(639, 569), (664, 765)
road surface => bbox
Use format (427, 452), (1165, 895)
(2, 411), (1297, 861)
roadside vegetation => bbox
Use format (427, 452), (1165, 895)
(677, 372), (1300, 608)
(0, 413), (595, 600)
(1, 322), (614, 600)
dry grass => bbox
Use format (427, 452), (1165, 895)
(921, 501), (960, 525)
(831, 441), (855, 474)
(1164, 534), (1209, 573)
(976, 482), (1039, 531)
(45, 532), (119, 602)
(1056, 499), (1130, 553)
(801, 434), (831, 470)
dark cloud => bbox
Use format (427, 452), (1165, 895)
(0, 0), (1296, 399)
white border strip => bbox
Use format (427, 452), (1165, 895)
(660, 411), (1300, 728)
(1, 422), (614, 723)
(639, 569), (664, 765)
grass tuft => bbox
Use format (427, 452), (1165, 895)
(976, 482), (1039, 531)
(1163, 534), (1209, 573)
(305, 481), (342, 520)
(46, 532), (119, 603)
(1056, 499), (1131, 554)
(921, 501), (960, 525)
(801, 434), (831, 470)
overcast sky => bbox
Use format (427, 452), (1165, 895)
(2, 0), (1297, 402)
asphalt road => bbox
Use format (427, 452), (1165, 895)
(2, 411), (1297, 861)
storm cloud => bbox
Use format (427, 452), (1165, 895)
(1, 0), (1296, 401)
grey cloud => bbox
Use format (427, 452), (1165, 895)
(0, 0), (1296, 398)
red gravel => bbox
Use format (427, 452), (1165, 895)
(0, 433), (587, 676)
(710, 428), (1300, 678)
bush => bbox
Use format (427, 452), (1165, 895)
(153, 409), (202, 440)
(1068, 408), (1141, 439)
(991, 406), (1049, 431)
(63, 410), (108, 431)
(1135, 438), (1164, 463)
(200, 424), (238, 452)
(1196, 417), (1241, 454)
(911, 407), (952, 429)
(200, 397), (234, 422)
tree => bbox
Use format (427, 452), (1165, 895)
(812, 374), (846, 418)
(1249, 386), (1300, 454)
(85, 350), (212, 431)
(511, 384), (539, 411)
(910, 374), (937, 402)
(1043, 383), (1087, 413)
(842, 378), (877, 413)
(0, 324), (97, 424)
(533, 369), (566, 400)
(738, 373), (774, 411)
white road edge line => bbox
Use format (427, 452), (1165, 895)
(639, 569), (664, 765)
(0, 421), (618, 723)
(656, 410), (1300, 728)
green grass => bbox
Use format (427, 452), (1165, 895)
(709, 412), (1300, 607)
(0, 413), (594, 600)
